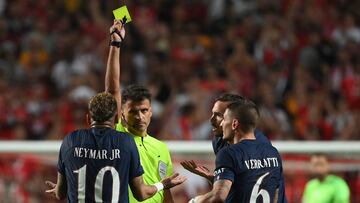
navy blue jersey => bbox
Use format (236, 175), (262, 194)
(212, 130), (287, 203)
(214, 140), (283, 203)
(57, 128), (143, 203)
(212, 129), (270, 155)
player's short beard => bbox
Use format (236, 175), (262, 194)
(212, 126), (223, 137)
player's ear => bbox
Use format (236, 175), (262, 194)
(86, 113), (91, 126)
(121, 113), (126, 122)
(232, 119), (239, 130)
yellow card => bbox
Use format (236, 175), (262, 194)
(113, 6), (132, 23)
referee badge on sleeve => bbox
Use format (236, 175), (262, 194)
(158, 161), (167, 179)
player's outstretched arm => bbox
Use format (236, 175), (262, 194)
(105, 19), (125, 116)
(130, 173), (186, 201)
(45, 172), (67, 200)
(181, 160), (214, 183)
(188, 179), (232, 203)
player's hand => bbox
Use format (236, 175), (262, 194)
(110, 19), (125, 42)
(161, 172), (187, 189)
(181, 160), (213, 179)
(45, 180), (57, 197)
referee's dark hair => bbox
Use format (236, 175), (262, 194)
(122, 84), (152, 104)
(227, 100), (259, 134)
(88, 92), (117, 122)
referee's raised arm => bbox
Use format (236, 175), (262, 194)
(105, 19), (125, 117)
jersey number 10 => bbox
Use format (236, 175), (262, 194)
(74, 165), (120, 203)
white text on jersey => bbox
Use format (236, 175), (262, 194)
(244, 157), (279, 169)
(74, 147), (121, 160)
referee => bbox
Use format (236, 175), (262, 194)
(105, 19), (175, 203)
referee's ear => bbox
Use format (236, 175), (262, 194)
(114, 113), (119, 125)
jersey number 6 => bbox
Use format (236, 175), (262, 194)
(250, 172), (270, 203)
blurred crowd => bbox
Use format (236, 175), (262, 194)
(0, 0), (360, 141)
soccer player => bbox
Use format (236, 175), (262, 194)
(190, 100), (283, 202)
(105, 20), (175, 202)
(45, 92), (186, 202)
(302, 154), (350, 203)
(181, 93), (287, 202)
(211, 94), (270, 154)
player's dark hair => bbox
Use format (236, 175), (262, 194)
(227, 100), (259, 133)
(88, 92), (117, 122)
(215, 93), (246, 103)
(216, 93), (260, 117)
(122, 84), (152, 104)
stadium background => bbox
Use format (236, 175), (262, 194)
(0, 0), (359, 202)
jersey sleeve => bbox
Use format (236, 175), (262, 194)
(334, 177), (350, 203)
(302, 180), (315, 203)
(277, 165), (288, 203)
(214, 148), (236, 183)
(129, 137), (144, 179)
(57, 136), (69, 175)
